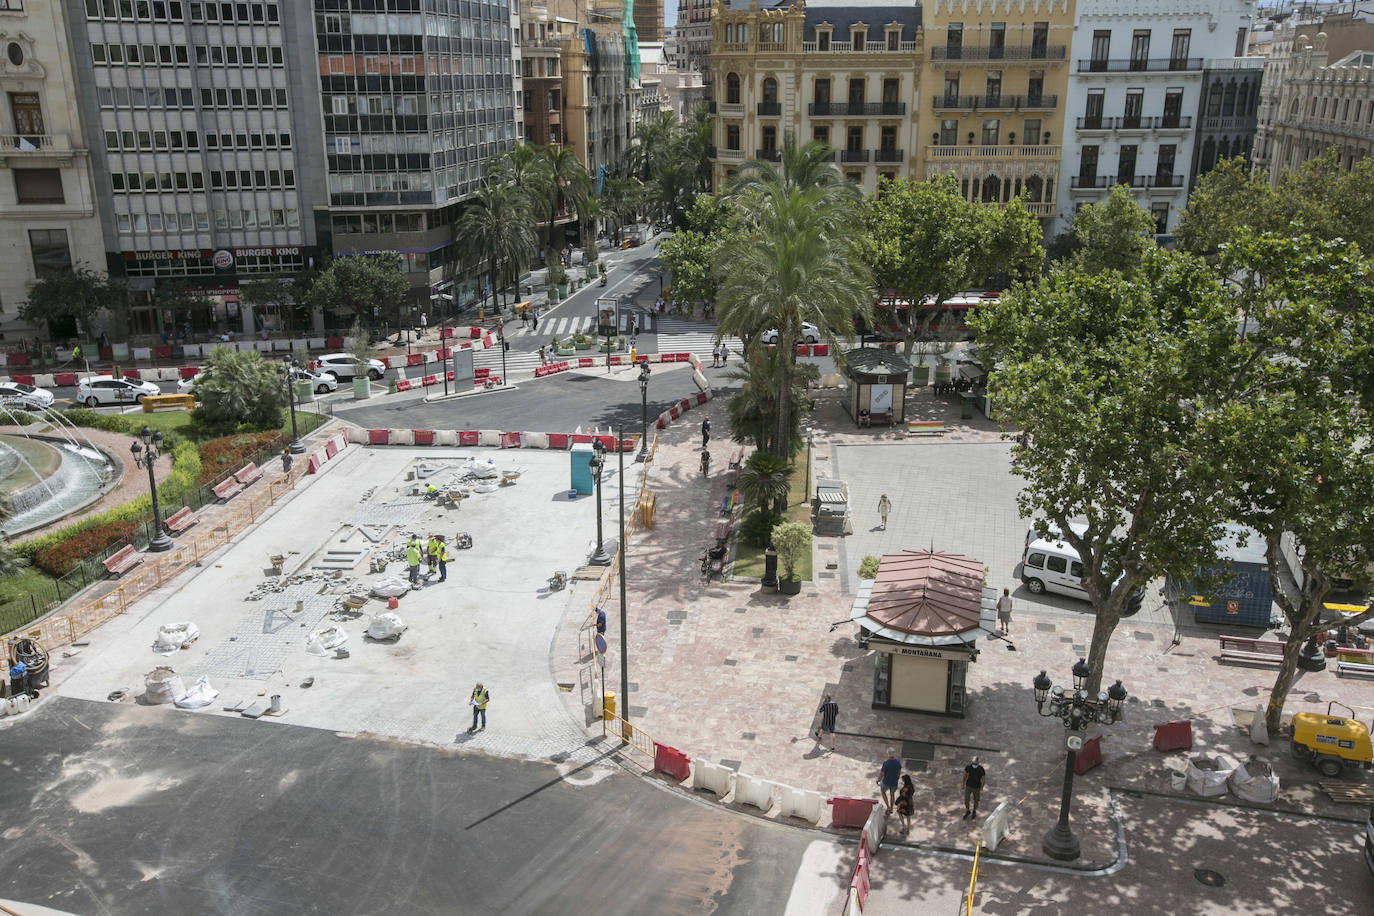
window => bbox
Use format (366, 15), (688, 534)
(1079, 145), (1099, 182)
(1026, 552), (1045, 569)
(980, 119), (999, 145)
(1150, 203), (1169, 235)
(812, 125), (829, 145)
(1083, 90), (1104, 128)
(9, 92), (44, 138)
(946, 23), (962, 59)
(848, 78), (865, 106)
(1022, 119), (1040, 145)
(1156, 144), (1176, 182)
(1118, 145), (1137, 182)
(817, 29), (830, 52)
(762, 77), (777, 103)
(882, 78), (899, 106)
(1170, 29), (1191, 67)
(985, 71), (1002, 104)
(725, 72), (740, 105)
(880, 125), (896, 150)
(1130, 30), (1150, 69)
(1046, 556), (1067, 574)
(28, 229), (71, 278)
(1123, 89), (1143, 128)
(1208, 82), (1223, 117)
(939, 119), (957, 145)
(988, 22), (1005, 59)
(1027, 73), (1044, 104)
(943, 75), (960, 103)
(725, 124), (739, 150)
(1235, 27), (1248, 58)
(846, 125), (862, 151)
(761, 126), (776, 151)
(14, 168), (64, 203)
(1090, 30), (1110, 70)
(1032, 21), (1049, 57)
(886, 28), (899, 52)
(1162, 89), (1183, 128)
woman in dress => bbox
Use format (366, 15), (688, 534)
(896, 774), (915, 834)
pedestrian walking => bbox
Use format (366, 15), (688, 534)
(281, 447), (293, 474)
(520, 309), (529, 328)
(405, 535), (422, 587)
(878, 748), (902, 812)
(468, 682), (490, 732)
(701, 417), (710, 448)
(419, 312), (428, 337)
(996, 588), (1013, 634)
(711, 344), (721, 367)
(530, 310), (539, 333)
(877, 493), (892, 530)
(436, 534), (449, 583)
(425, 534), (440, 576)
(719, 342), (729, 365)
(963, 756), (986, 819)
(594, 606), (606, 635)
(538, 345), (547, 365)
(896, 774), (915, 834)
(814, 694), (838, 749)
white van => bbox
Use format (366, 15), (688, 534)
(1020, 530), (1143, 613)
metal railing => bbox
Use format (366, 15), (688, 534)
(801, 40), (918, 53)
(931, 44), (1065, 61)
(840, 149), (870, 162)
(756, 101), (781, 116)
(808, 101), (907, 117)
(926, 144), (1061, 159)
(1071, 174), (1115, 189)
(874, 148), (904, 162)
(1077, 57), (1203, 73)
(754, 148), (781, 161)
(932, 94), (1057, 110)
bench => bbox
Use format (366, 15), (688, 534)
(720, 488), (740, 517)
(103, 545), (143, 577)
(141, 393), (195, 412)
(212, 477), (245, 502)
(1218, 635), (1286, 667)
(1336, 660), (1374, 679)
(727, 447), (745, 471)
(164, 507), (200, 534)
(906, 420), (947, 436)
(714, 517), (735, 545)
(860, 411), (893, 427)
(234, 462), (264, 486)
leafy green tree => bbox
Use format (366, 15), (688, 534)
(21, 265), (127, 337)
(192, 347), (284, 430)
(537, 144), (592, 257)
(303, 254), (409, 329)
(863, 175), (1041, 360)
(717, 135), (871, 457)
(657, 195), (745, 311)
(737, 452), (790, 518)
(972, 249), (1253, 695)
(1174, 157), (1272, 259)
(456, 182), (537, 312)
(1065, 184), (1158, 277)
(629, 111), (678, 183)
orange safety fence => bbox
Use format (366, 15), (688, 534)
(10, 466), (308, 649)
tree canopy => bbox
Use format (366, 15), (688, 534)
(192, 347), (285, 430)
(303, 254), (409, 326)
(20, 265), (127, 334)
(1064, 184), (1158, 277)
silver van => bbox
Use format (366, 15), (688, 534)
(1020, 532), (1143, 613)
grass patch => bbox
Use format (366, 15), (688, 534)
(733, 458), (813, 580)
(0, 565), (58, 606)
(133, 410), (195, 437)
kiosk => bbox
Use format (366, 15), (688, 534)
(843, 348), (912, 427)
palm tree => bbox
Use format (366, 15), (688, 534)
(629, 111), (678, 183)
(486, 142), (551, 297)
(537, 144), (592, 267)
(716, 137), (872, 458)
(455, 182), (537, 313)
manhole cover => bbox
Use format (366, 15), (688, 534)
(1194, 869), (1225, 887)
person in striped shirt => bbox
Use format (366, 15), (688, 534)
(814, 694), (839, 750)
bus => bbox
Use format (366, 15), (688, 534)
(862, 292), (1000, 341)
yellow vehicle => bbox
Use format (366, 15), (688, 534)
(1290, 702), (1373, 778)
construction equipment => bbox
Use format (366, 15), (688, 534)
(1290, 701), (1373, 777)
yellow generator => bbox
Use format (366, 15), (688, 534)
(1290, 702), (1373, 778)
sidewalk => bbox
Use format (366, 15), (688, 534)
(564, 383), (1374, 866)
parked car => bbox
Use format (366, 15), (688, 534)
(314, 353), (386, 381)
(176, 372), (206, 394)
(1020, 528), (1144, 614)
(292, 368), (339, 394)
(0, 381), (56, 410)
(76, 375), (160, 407)
(761, 322), (819, 345)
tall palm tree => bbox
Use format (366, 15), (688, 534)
(716, 138), (872, 458)
(487, 142), (551, 297)
(629, 111), (678, 183)
(537, 144), (592, 265)
(455, 182), (537, 312)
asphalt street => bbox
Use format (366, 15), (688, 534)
(0, 697), (820, 916)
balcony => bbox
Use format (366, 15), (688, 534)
(931, 94), (1057, 111)
(1070, 175), (1115, 190)
(926, 144), (1061, 160)
(930, 44), (1066, 62)
(840, 149), (870, 163)
(1200, 115), (1257, 131)
(1019, 201), (1056, 217)
(1077, 57), (1203, 73)
(717, 101), (744, 115)
(801, 40), (919, 53)
(1156, 116), (1193, 131)
(716, 147), (745, 162)
(754, 147), (781, 162)
(1144, 173), (1183, 189)
(0, 133), (85, 168)
(873, 148), (904, 163)
(808, 101), (907, 117)
(757, 101), (781, 116)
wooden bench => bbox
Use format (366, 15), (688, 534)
(714, 517), (735, 545)
(212, 477), (245, 502)
(141, 393), (195, 412)
(860, 411), (893, 427)
(103, 545), (143, 577)
(234, 462), (264, 486)
(720, 488), (740, 517)
(906, 420), (947, 436)
(164, 507), (200, 534)
(1218, 635), (1286, 667)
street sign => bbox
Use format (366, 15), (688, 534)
(594, 634), (607, 655)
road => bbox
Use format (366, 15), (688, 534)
(0, 697), (822, 916)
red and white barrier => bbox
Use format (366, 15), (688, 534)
(306, 431), (350, 474)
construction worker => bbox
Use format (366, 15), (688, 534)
(424, 483), (438, 499)
(435, 534), (449, 583)
(468, 682), (490, 732)
(405, 535), (422, 587)
(425, 534), (439, 576)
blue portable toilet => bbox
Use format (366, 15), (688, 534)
(1184, 524), (1275, 627)
(570, 442), (595, 494)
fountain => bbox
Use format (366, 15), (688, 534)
(0, 408), (117, 536)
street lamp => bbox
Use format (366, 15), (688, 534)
(588, 439), (612, 565)
(1031, 660), (1128, 861)
(277, 358), (305, 454)
(130, 426), (174, 552)
(636, 362), (651, 462)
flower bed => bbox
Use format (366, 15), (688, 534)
(197, 431), (282, 485)
(30, 517), (143, 576)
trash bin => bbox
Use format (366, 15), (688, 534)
(762, 547), (779, 588)
(959, 392), (974, 420)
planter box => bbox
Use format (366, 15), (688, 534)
(911, 365), (930, 387)
(778, 578), (803, 595)
(556, 348), (577, 357)
(574, 341), (593, 350)
(352, 377), (371, 400)
(558, 283), (570, 297)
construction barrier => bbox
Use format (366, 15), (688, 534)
(499, 432), (521, 448)
(458, 430), (479, 446)
(778, 785), (825, 823)
(692, 760), (735, 797)
(535, 361), (570, 378)
(1074, 735), (1103, 775)
(1153, 720), (1193, 752)
(979, 800), (1013, 851)
(849, 846), (871, 912)
(860, 802), (886, 856)
(412, 430), (435, 446)
(546, 433), (570, 449)
(653, 742), (692, 782)
(367, 429), (390, 445)
(522, 432), (548, 449)
(733, 773), (775, 812)
(827, 796), (879, 829)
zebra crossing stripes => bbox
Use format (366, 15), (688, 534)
(654, 318), (742, 358)
(506, 311), (651, 338)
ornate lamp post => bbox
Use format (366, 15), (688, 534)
(130, 426), (174, 552)
(588, 439), (611, 565)
(277, 358), (305, 454)
(1031, 659), (1128, 861)
(636, 362), (651, 462)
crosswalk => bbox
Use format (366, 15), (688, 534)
(654, 317), (743, 362)
(504, 311), (651, 339)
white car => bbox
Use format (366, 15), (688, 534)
(77, 375), (160, 407)
(0, 381), (56, 410)
(314, 353), (386, 381)
(291, 368), (339, 394)
(761, 322), (820, 345)
(176, 372), (205, 394)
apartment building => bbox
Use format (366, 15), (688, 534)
(1263, 35), (1374, 179)
(709, 0), (924, 194)
(675, 0), (712, 78)
(0, 0), (105, 343)
(1187, 55), (1263, 190)
(1056, 0), (1256, 239)
(920, 0), (1075, 224)
(635, 0), (663, 43)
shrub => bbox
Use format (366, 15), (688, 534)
(31, 517), (143, 575)
(771, 520), (811, 581)
(858, 555), (880, 579)
(197, 431), (281, 484)
(740, 508), (779, 548)
(0, 411), (40, 426)
(193, 348), (285, 431)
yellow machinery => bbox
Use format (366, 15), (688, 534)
(1290, 702), (1373, 777)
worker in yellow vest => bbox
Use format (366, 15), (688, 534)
(435, 534), (449, 583)
(468, 682), (490, 732)
(405, 535), (422, 587)
(425, 534), (439, 577)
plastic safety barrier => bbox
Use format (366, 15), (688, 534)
(827, 796), (879, 829)
(732, 773), (775, 812)
(458, 430), (479, 446)
(1153, 720), (1193, 752)
(980, 799), (1013, 851)
(388, 429), (414, 446)
(499, 432), (521, 448)
(692, 760), (734, 797)
(653, 742), (691, 782)
(412, 430), (435, 446)
(1074, 735), (1103, 775)
(860, 802), (886, 856)
(778, 785), (825, 823)
(546, 433), (570, 449)
(367, 429), (389, 445)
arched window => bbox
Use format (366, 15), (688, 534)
(762, 77), (778, 103)
(981, 174), (1000, 203)
(1223, 81), (1237, 116)
(726, 73), (741, 104)
(1025, 174), (1043, 202)
(1217, 136), (1231, 161)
